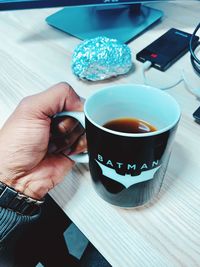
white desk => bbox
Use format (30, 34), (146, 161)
(0, 2), (200, 266)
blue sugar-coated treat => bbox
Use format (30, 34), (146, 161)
(71, 36), (132, 81)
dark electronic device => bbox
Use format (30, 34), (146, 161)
(193, 106), (200, 123)
(0, 0), (164, 43)
(136, 28), (199, 71)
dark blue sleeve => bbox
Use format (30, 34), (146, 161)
(0, 207), (40, 242)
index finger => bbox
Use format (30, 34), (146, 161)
(18, 82), (84, 119)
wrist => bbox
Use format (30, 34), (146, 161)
(0, 180), (44, 216)
(0, 176), (46, 200)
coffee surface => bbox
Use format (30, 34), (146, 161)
(103, 117), (157, 134)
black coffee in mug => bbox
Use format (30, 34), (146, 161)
(103, 117), (157, 134)
(84, 84), (180, 208)
(55, 84), (181, 208)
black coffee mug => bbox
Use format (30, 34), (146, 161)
(56, 84), (181, 208)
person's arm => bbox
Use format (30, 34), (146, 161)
(0, 82), (87, 242)
(0, 207), (39, 242)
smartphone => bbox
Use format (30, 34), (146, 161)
(193, 106), (200, 123)
(136, 28), (199, 71)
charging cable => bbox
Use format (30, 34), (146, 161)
(181, 69), (200, 99)
(142, 61), (200, 99)
(142, 61), (183, 90)
(189, 22), (200, 77)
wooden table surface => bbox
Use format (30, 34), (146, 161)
(0, 1), (200, 266)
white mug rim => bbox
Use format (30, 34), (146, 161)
(84, 84), (181, 138)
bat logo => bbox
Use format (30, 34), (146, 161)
(95, 160), (161, 188)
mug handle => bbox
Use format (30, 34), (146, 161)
(53, 111), (89, 163)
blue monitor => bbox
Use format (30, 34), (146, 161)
(0, 0), (164, 43)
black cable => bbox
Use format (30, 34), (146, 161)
(189, 23), (200, 77)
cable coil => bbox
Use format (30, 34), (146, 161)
(190, 23), (200, 77)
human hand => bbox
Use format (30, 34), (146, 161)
(0, 83), (87, 200)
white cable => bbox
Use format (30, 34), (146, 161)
(181, 69), (200, 99)
(142, 61), (152, 85)
(141, 61), (200, 99)
(142, 61), (183, 90)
